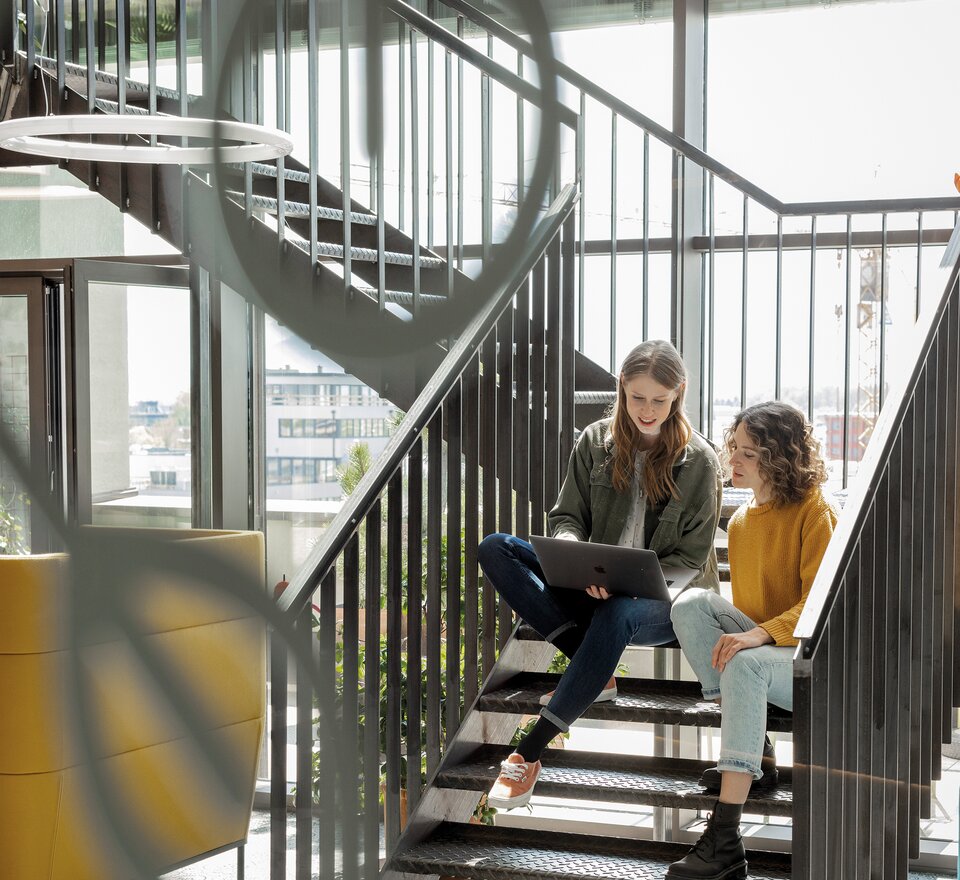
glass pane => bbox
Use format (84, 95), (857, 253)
(0, 296), (31, 554)
(87, 282), (191, 528)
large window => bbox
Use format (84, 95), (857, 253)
(707, 0), (960, 202)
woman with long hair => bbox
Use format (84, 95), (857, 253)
(667, 401), (837, 880)
(478, 339), (723, 809)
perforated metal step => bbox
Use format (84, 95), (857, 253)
(390, 821), (793, 880)
(478, 672), (793, 732)
(437, 744), (793, 816)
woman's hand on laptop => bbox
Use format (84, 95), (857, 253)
(586, 585), (612, 600)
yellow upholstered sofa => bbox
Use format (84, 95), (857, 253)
(0, 528), (266, 880)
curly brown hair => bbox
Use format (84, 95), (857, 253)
(608, 340), (692, 504)
(723, 402), (828, 507)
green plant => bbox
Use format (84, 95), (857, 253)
(0, 502), (27, 555)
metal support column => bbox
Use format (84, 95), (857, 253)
(670, 0), (707, 431)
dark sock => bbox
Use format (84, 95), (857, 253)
(515, 716), (563, 763)
(551, 626), (584, 659)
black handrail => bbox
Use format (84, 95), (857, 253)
(277, 182), (580, 617)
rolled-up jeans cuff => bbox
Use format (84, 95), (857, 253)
(539, 706), (570, 733)
(717, 758), (762, 780)
(701, 686), (721, 701)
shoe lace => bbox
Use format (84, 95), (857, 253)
(690, 821), (717, 857)
(498, 760), (529, 782)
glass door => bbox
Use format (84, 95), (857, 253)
(73, 260), (193, 528)
(0, 277), (57, 553)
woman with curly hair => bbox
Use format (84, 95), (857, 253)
(478, 339), (723, 811)
(666, 401), (838, 880)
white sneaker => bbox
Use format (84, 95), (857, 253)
(538, 677), (617, 707)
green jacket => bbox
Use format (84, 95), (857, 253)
(547, 419), (722, 590)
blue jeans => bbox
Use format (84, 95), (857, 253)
(670, 589), (793, 779)
(477, 533), (676, 731)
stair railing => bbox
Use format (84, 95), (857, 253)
(432, 0), (960, 488)
(792, 252), (960, 880)
(270, 181), (578, 879)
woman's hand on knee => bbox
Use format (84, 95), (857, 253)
(586, 585), (612, 600)
(711, 626), (774, 672)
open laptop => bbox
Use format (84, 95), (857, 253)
(529, 535), (699, 603)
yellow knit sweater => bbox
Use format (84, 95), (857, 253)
(728, 487), (838, 647)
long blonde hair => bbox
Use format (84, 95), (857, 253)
(609, 340), (692, 504)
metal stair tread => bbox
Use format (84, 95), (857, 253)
(479, 672), (793, 731)
(437, 744), (793, 816)
(224, 189), (378, 225)
(286, 232), (444, 267)
(390, 821), (793, 879)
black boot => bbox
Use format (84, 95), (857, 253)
(666, 800), (747, 880)
(699, 735), (778, 793)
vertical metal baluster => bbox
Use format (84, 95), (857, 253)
(56, 0), (65, 103)
(84, 0), (94, 189)
(456, 15), (464, 272)
(915, 210), (923, 320)
(517, 52), (524, 220)
(808, 216), (817, 421)
(775, 215), (783, 400)
(642, 131), (650, 339)
(318, 571), (337, 880)
(71, 0), (80, 64)
(609, 112), (618, 373)
(842, 214), (852, 488)
(480, 333), (497, 676)
(445, 389), (462, 739)
(514, 272), (530, 541)
(242, 23), (253, 219)
(96, 0), (104, 71)
(898, 406), (915, 876)
(342, 535), (361, 880)
(115, 0), (127, 210)
(410, 29), (421, 315)
(269, 622), (288, 880)
(496, 307), (514, 649)
(707, 174), (715, 439)
(462, 363), (480, 707)
(307, 0), (318, 267)
(377, 30), (386, 309)
(545, 232), (562, 506)
(879, 214), (888, 409)
(577, 91), (586, 352)
(174, 0), (185, 115)
(426, 411), (443, 776)
(275, 0), (286, 246)
(25, 0), (34, 106)
(561, 212), (576, 467)
(340, 0), (351, 292)
(362, 502), (382, 880)
(942, 300), (959, 726)
(147, 0), (158, 228)
(908, 381), (925, 857)
(398, 21), (405, 229)
(426, 0), (434, 247)
(860, 511), (878, 880)
(480, 34), (492, 262)
(530, 255), (546, 536)
(445, 48), (453, 299)
(740, 195), (748, 409)
(296, 604), (314, 880)
(384, 473), (403, 854)
(406, 440), (423, 813)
